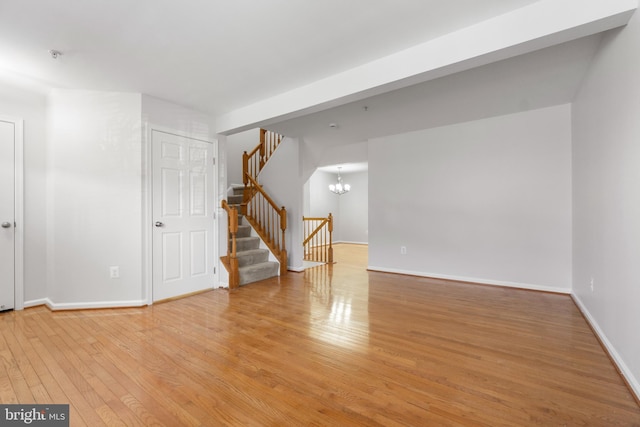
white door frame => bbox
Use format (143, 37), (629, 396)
(142, 124), (218, 305)
(0, 115), (24, 310)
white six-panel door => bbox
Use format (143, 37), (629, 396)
(152, 130), (216, 301)
(0, 119), (15, 311)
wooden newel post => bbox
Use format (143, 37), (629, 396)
(221, 200), (241, 289)
(230, 206), (239, 289)
(242, 151), (249, 187)
(280, 207), (287, 250)
(229, 207), (238, 247)
(328, 213), (334, 264)
(280, 207), (287, 276)
(242, 151), (250, 216)
(230, 258), (239, 289)
(259, 129), (266, 169)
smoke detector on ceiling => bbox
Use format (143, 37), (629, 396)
(48, 49), (62, 59)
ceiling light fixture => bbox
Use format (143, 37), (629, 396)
(329, 167), (350, 195)
(48, 49), (62, 59)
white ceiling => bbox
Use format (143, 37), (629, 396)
(0, 0), (539, 117)
(318, 163), (368, 174)
(270, 33), (603, 147)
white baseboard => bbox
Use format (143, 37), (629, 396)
(288, 266), (305, 273)
(334, 241), (368, 245)
(366, 265), (572, 294)
(572, 294), (640, 402)
(23, 298), (48, 309)
(44, 298), (148, 311)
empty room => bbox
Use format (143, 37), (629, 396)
(1, 1), (640, 425)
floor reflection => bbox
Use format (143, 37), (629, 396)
(304, 244), (370, 349)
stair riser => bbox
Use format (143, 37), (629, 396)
(237, 225), (251, 238)
(237, 251), (269, 267)
(236, 237), (260, 252)
(228, 195), (243, 205)
(239, 262), (279, 286)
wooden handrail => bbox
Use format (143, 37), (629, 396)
(303, 213), (333, 264)
(221, 200), (240, 289)
(243, 173), (288, 275)
(243, 144), (261, 188)
(246, 143), (261, 159)
(243, 129), (284, 187)
(245, 174), (281, 214)
(303, 217), (329, 245)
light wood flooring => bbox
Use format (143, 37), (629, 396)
(1, 244), (639, 426)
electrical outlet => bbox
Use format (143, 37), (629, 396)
(400, 246), (407, 255)
(110, 266), (120, 279)
(590, 277), (594, 292)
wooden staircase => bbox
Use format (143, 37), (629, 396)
(227, 187), (279, 286)
(221, 129), (287, 289)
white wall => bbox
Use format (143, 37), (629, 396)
(2, 88), (220, 306)
(226, 128), (259, 188)
(306, 169), (368, 245)
(258, 137), (304, 270)
(308, 170), (340, 219)
(572, 10), (640, 398)
(47, 90), (144, 307)
(368, 104), (572, 292)
(338, 171), (368, 244)
(0, 82), (47, 304)
(306, 170), (341, 250)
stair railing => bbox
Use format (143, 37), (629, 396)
(243, 173), (288, 276)
(240, 129), (288, 276)
(243, 129), (283, 183)
(303, 213), (334, 264)
(221, 200), (240, 289)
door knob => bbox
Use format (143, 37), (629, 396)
(1, 222), (11, 228)
(155, 221), (164, 227)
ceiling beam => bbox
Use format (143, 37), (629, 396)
(216, 0), (637, 135)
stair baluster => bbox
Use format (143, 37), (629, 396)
(303, 213), (333, 264)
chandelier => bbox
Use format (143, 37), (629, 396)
(329, 167), (350, 195)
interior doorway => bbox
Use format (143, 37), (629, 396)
(151, 130), (217, 302)
(303, 164), (368, 266)
(0, 116), (23, 311)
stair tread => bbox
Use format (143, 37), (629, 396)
(235, 235), (260, 251)
(236, 224), (251, 238)
(236, 248), (269, 257)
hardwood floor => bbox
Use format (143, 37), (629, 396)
(1, 244), (639, 426)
